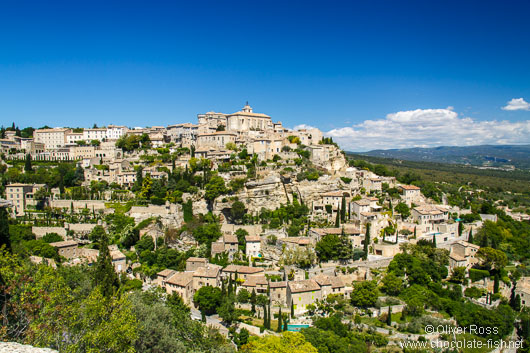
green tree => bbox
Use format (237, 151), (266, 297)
(477, 247), (507, 270)
(89, 225), (107, 244)
(381, 272), (403, 296)
(450, 266), (466, 284)
(231, 201), (246, 224)
(363, 223), (371, 260)
(277, 307), (283, 332)
(92, 234), (119, 298)
(241, 331), (318, 353)
(42, 232), (63, 243)
(205, 175), (228, 206)
(395, 202), (410, 218)
(24, 153), (33, 172)
(237, 288), (250, 303)
(315, 234), (340, 262)
(218, 295), (239, 325)
(350, 280), (379, 308)
(234, 328), (249, 348)
(194, 286), (223, 315)
(0, 208), (11, 251)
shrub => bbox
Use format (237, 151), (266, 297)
(469, 268), (490, 282)
(464, 286), (485, 299)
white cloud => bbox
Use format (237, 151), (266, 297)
(326, 108), (530, 151)
(293, 124), (317, 130)
(502, 98), (530, 111)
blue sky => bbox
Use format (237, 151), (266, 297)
(1, 0), (529, 150)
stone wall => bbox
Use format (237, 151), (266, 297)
(50, 200), (107, 210)
(0, 342), (57, 353)
(32, 226), (66, 239)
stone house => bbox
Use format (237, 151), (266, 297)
(245, 235), (261, 259)
(186, 257), (208, 271)
(165, 271), (195, 304)
(50, 240), (78, 259)
(222, 265), (265, 281)
(193, 264), (221, 291)
(287, 279), (322, 315)
(270, 281), (288, 306)
(449, 240), (479, 269)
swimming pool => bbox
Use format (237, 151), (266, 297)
(287, 324), (310, 332)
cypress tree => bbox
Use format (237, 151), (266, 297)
(267, 303), (272, 329)
(291, 301), (294, 318)
(468, 228), (473, 243)
(24, 153), (32, 172)
(494, 272), (500, 294)
(251, 289), (256, 314)
(363, 223), (371, 260)
(458, 221), (463, 237)
(92, 234), (119, 298)
(335, 207), (340, 227)
(510, 283), (517, 309)
(0, 208), (11, 251)
(262, 306), (266, 329)
(413, 226), (417, 239)
(341, 196), (346, 222)
(433, 234), (437, 247)
(515, 294), (522, 312)
(277, 307), (282, 332)
(387, 306), (392, 326)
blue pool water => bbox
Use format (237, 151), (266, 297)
(287, 324), (310, 332)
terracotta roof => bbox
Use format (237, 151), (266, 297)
(110, 249), (126, 260)
(223, 234), (238, 244)
(245, 235), (261, 242)
(157, 269), (176, 277)
(330, 276), (345, 289)
(312, 274), (332, 286)
(312, 227), (361, 236)
(50, 240), (78, 248)
(353, 199), (371, 206)
(223, 265), (264, 275)
(455, 240), (480, 249)
(166, 272), (194, 287)
(288, 279), (321, 293)
(413, 205), (447, 215)
(449, 254), (466, 262)
(187, 257), (208, 263)
(241, 275), (267, 287)
(399, 184), (421, 190)
(360, 212), (376, 217)
(78, 248), (99, 263)
(281, 237), (311, 245)
(211, 242), (225, 254)
(194, 265), (220, 278)
(269, 281), (287, 288)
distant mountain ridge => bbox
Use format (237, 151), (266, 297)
(355, 144), (530, 170)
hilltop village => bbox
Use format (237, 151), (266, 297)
(1, 104), (529, 352)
